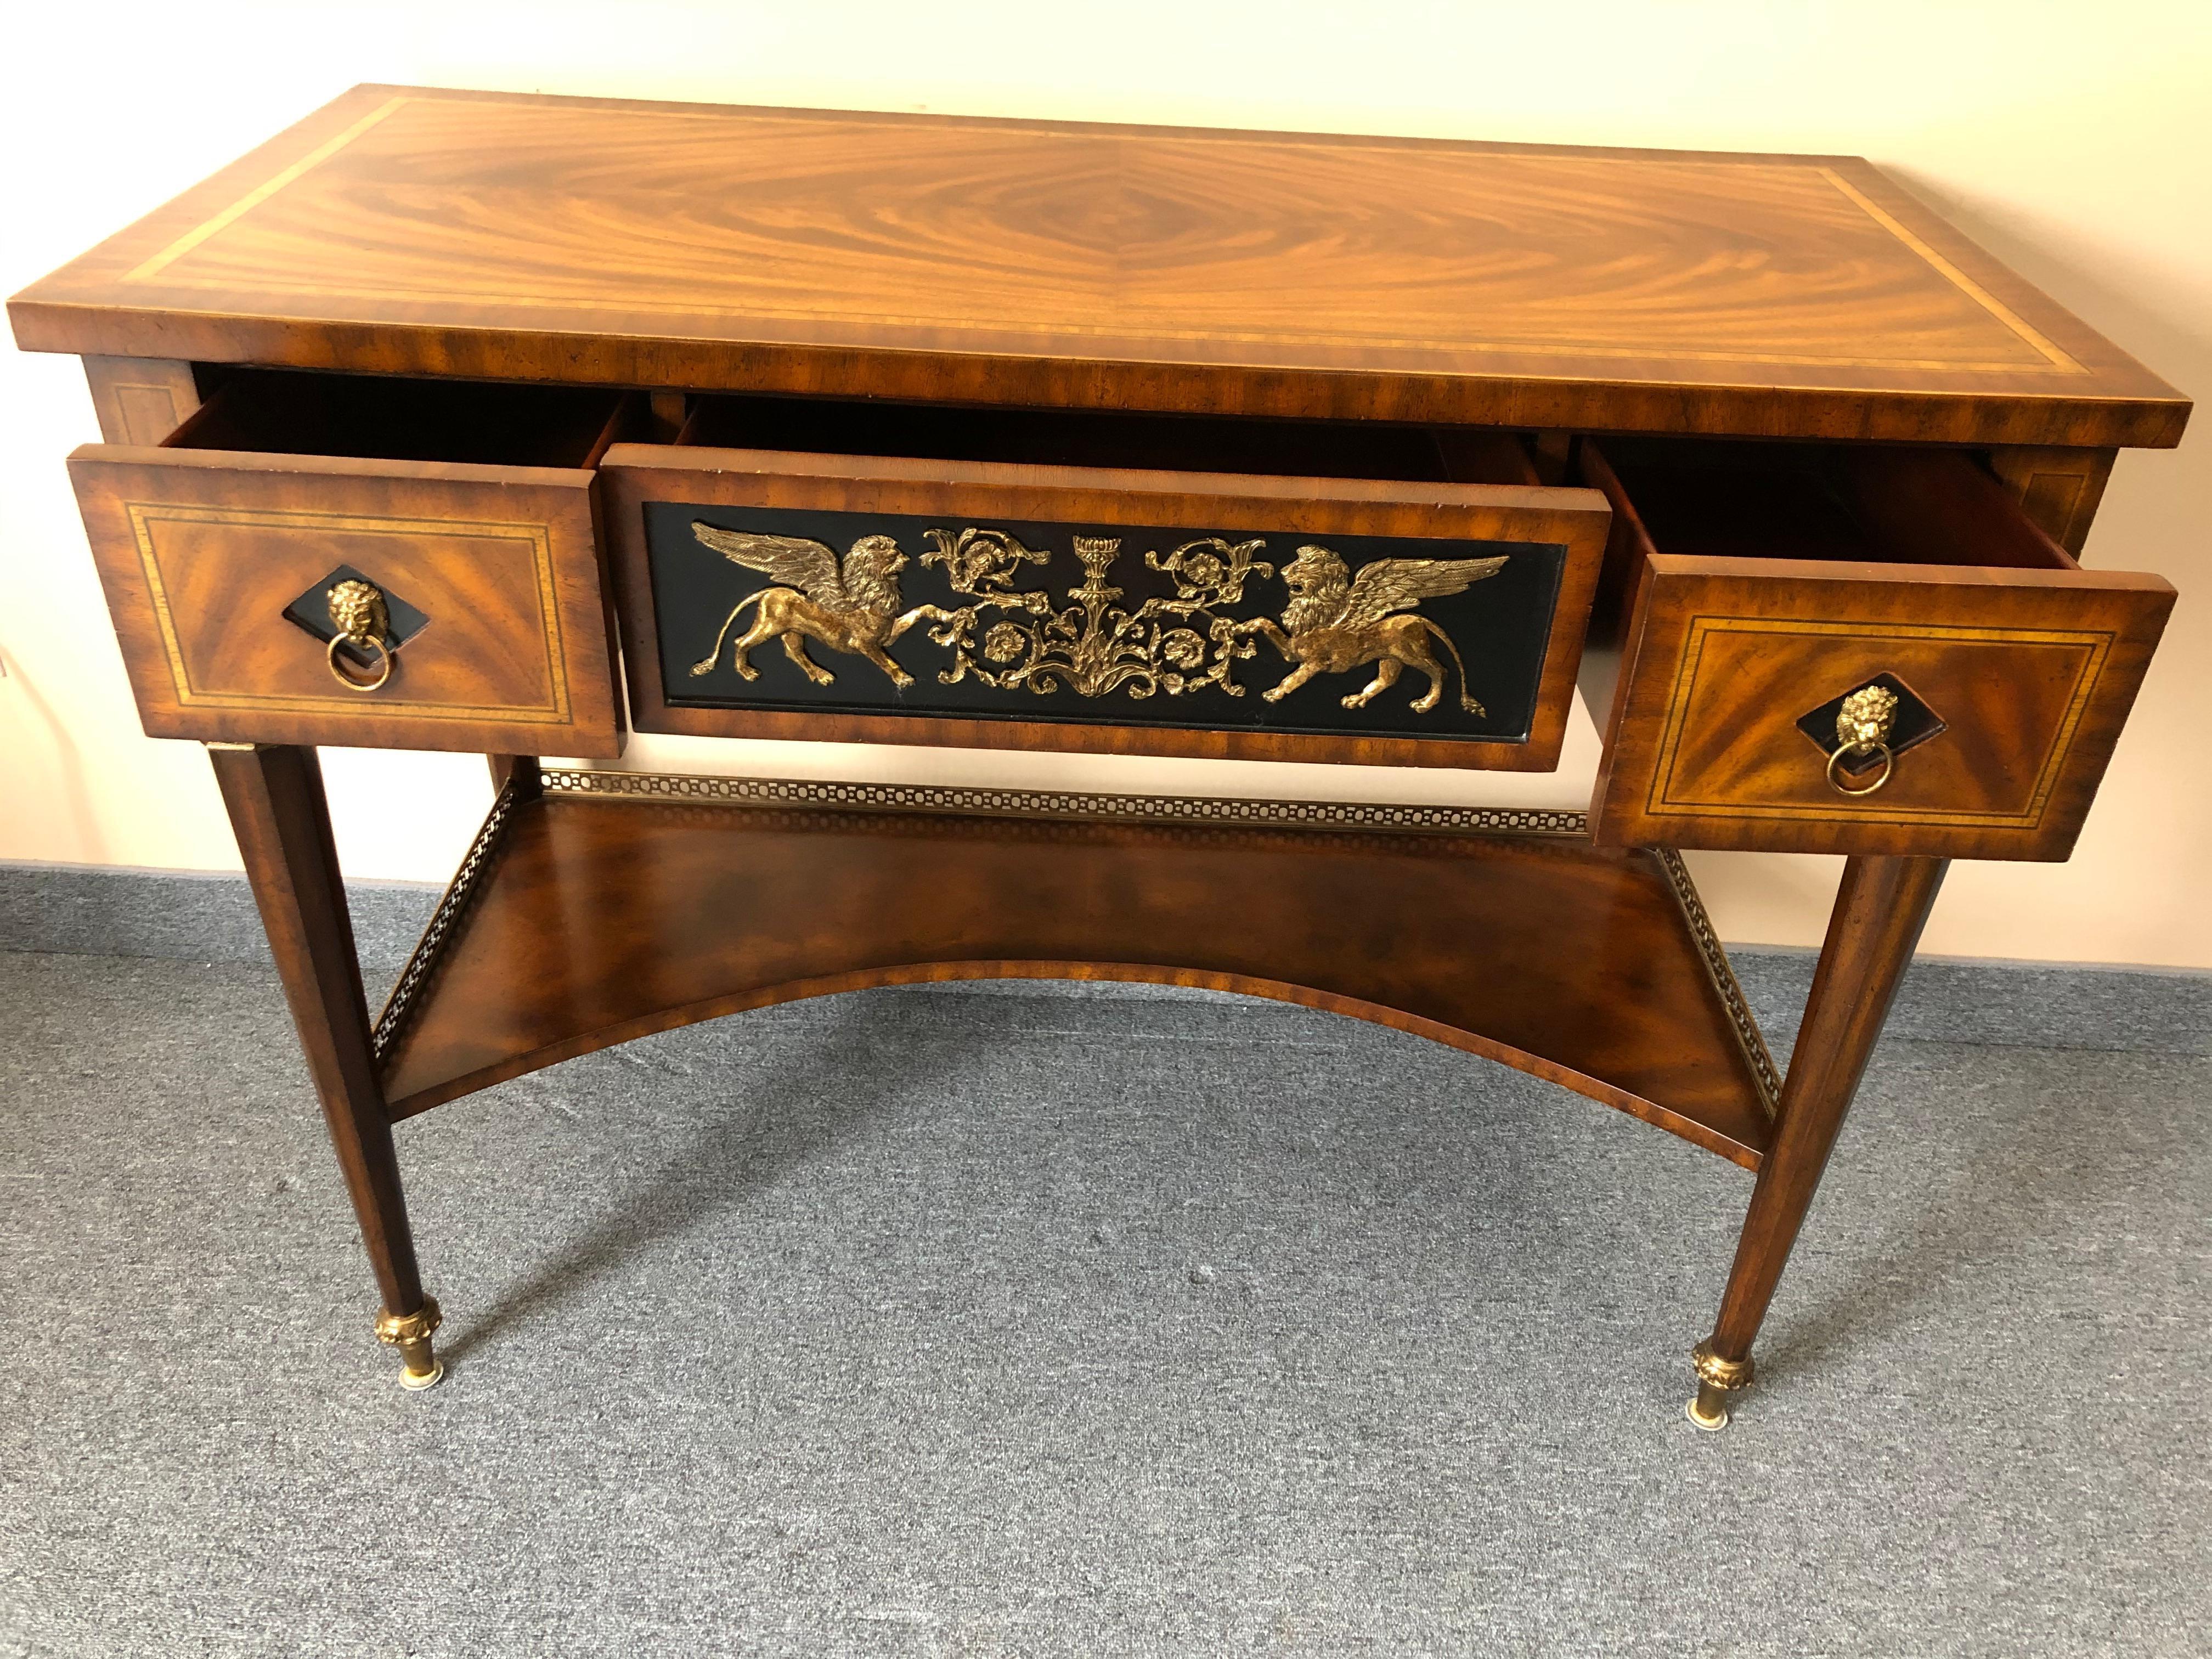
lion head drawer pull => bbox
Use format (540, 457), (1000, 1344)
(1826, 682), (1898, 797)
(325, 578), (397, 692)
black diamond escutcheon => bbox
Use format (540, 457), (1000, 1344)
(1795, 672), (1947, 776)
(281, 565), (431, 669)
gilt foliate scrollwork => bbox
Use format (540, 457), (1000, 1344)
(910, 529), (1274, 699)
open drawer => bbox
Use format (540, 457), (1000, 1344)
(600, 394), (1612, 770)
(68, 369), (634, 757)
(1583, 437), (2174, 860)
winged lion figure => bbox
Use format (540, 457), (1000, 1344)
(687, 523), (932, 689)
(1239, 544), (1507, 714)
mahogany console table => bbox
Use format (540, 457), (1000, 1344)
(15, 87), (2187, 1428)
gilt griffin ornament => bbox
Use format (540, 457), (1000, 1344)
(687, 523), (932, 689)
(1239, 545), (1506, 713)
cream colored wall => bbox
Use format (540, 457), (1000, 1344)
(2, 2), (2205, 964)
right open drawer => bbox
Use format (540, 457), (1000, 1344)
(1582, 437), (2175, 860)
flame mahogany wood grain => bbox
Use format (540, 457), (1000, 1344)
(1581, 438), (2175, 859)
(602, 443), (1610, 771)
(376, 792), (1778, 1169)
(64, 368), (647, 758)
(9, 85), (2188, 448)
(69, 445), (628, 756)
(1594, 558), (2172, 859)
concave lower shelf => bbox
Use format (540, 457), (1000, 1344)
(372, 772), (1784, 1170)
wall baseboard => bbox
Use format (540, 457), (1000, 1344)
(0, 863), (442, 986)
(3, 861), (2203, 1058)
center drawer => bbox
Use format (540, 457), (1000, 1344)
(598, 395), (1615, 770)
(1581, 437), (2174, 860)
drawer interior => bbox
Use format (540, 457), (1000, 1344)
(677, 391), (1540, 487)
(1585, 436), (2073, 572)
(166, 369), (634, 470)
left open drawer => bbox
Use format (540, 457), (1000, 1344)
(68, 369), (634, 756)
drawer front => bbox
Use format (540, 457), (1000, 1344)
(600, 446), (1611, 770)
(1592, 555), (2173, 859)
(69, 445), (624, 757)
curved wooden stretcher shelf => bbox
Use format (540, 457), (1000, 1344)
(374, 773), (1781, 1169)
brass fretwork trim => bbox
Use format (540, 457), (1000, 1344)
(538, 768), (1591, 839)
(370, 775), (526, 1064)
(1655, 847), (1783, 1119)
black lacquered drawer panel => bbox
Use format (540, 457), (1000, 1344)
(601, 441), (1612, 771)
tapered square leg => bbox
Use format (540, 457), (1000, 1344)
(1691, 854), (1948, 1427)
(208, 742), (443, 1390)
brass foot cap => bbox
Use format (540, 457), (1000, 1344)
(1685, 1396), (1729, 1432)
(375, 1296), (444, 1392)
(398, 1359), (446, 1392)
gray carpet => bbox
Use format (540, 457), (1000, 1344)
(2, 948), (2208, 1657)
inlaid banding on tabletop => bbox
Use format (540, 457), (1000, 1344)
(13, 86), (2178, 445)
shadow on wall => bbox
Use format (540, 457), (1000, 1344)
(0, 636), (107, 862)
(1892, 165), (2210, 849)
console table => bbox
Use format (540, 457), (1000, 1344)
(14, 86), (2187, 1428)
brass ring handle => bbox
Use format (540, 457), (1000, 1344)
(326, 630), (394, 691)
(1827, 741), (1893, 796)
(1824, 681), (1900, 799)
(324, 578), (396, 693)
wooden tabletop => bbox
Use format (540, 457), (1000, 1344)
(10, 85), (2187, 448)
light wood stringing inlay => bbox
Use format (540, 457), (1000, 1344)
(1649, 616), (2111, 829)
(108, 383), (190, 446)
(124, 501), (572, 723)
